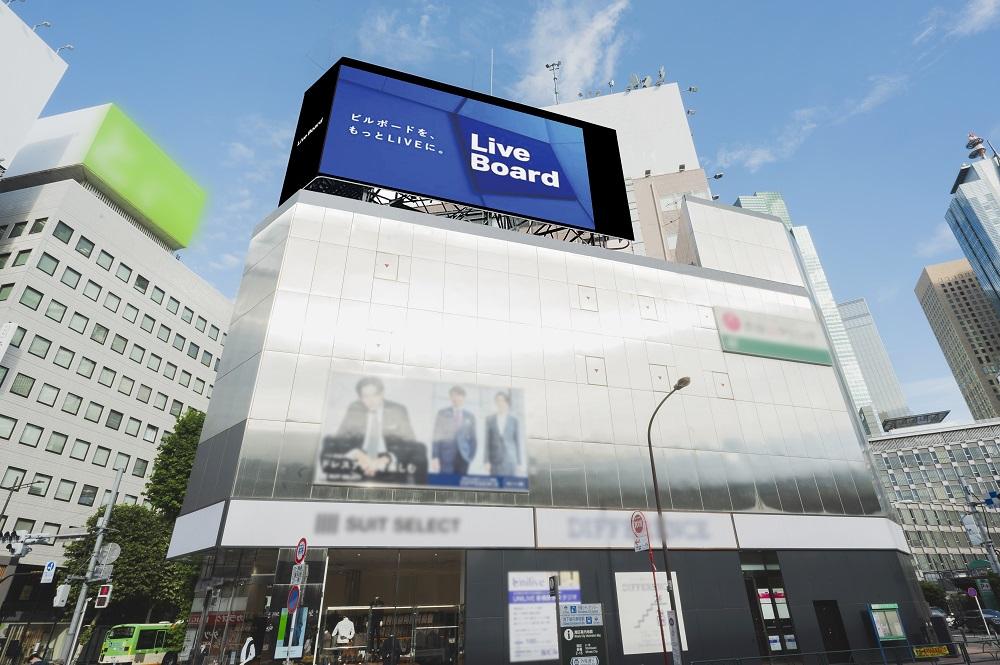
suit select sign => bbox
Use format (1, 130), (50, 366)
(316, 372), (528, 492)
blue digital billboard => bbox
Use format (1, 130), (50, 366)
(281, 58), (631, 239)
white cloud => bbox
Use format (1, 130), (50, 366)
(209, 252), (244, 271)
(902, 375), (973, 424)
(914, 222), (960, 258)
(714, 107), (821, 173)
(509, 0), (630, 107)
(843, 74), (908, 118)
(947, 0), (1000, 36)
(358, 2), (447, 65)
(226, 141), (254, 165)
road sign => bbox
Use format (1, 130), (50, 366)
(290, 563), (308, 586)
(560, 603), (604, 627)
(287, 585), (301, 613)
(53, 583), (70, 608)
(41, 560), (56, 584)
(97, 543), (121, 565)
(968, 587), (978, 597)
(631, 511), (649, 552)
(294, 538), (308, 564)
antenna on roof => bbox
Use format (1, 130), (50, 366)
(545, 61), (562, 104)
(656, 66), (665, 86)
(608, 79), (615, 93)
(641, 75), (653, 88)
(627, 73), (640, 91)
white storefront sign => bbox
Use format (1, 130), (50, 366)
(614, 571), (688, 655)
(508, 571), (580, 662)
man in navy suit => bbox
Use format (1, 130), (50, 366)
(431, 386), (477, 475)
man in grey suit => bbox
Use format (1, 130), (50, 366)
(431, 386), (477, 475)
(486, 391), (522, 477)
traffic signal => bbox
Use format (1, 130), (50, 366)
(53, 584), (70, 608)
(3, 531), (28, 557)
(94, 584), (113, 609)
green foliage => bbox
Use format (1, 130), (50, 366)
(165, 622), (186, 653)
(920, 580), (947, 608)
(145, 409), (205, 520)
(62, 504), (198, 619)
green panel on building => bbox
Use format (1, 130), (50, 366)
(83, 105), (205, 248)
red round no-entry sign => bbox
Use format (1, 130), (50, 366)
(294, 537), (308, 564)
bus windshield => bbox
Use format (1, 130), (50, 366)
(108, 627), (135, 639)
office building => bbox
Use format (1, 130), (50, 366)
(916, 259), (1000, 420)
(838, 298), (910, 422)
(0, 104), (232, 571)
(0, 3), (68, 171)
(735, 191), (792, 230)
(946, 152), (1000, 317)
(869, 420), (1000, 579)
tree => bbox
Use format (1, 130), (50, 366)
(145, 409), (205, 520)
(920, 580), (947, 609)
(62, 504), (197, 621)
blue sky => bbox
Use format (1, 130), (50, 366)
(13, 0), (1000, 422)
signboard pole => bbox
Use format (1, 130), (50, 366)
(549, 575), (562, 664)
(972, 589), (993, 639)
(646, 547), (670, 665)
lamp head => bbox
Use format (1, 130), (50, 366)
(674, 376), (691, 390)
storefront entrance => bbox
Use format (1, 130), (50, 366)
(320, 550), (463, 665)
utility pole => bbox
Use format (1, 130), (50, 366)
(59, 466), (123, 665)
(545, 61), (561, 104)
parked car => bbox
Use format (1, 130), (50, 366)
(955, 609), (1000, 632)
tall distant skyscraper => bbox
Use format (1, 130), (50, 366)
(734, 192), (874, 425)
(916, 258), (1000, 420)
(946, 150), (1000, 317)
(735, 191), (793, 229)
(837, 298), (910, 421)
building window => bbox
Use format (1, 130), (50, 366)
(143, 424), (159, 443)
(62, 392), (82, 415)
(147, 354), (162, 372)
(27, 335), (51, 359)
(116, 263), (132, 283)
(69, 312), (89, 334)
(96, 250), (114, 271)
(113, 452), (129, 470)
(125, 417), (141, 437)
(182, 307), (194, 324)
(45, 431), (68, 455)
(209, 325), (220, 341)
(8, 222), (27, 239)
(0, 284), (12, 301)
(129, 344), (145, 363)
(104, 292), (121, 312)
(9, 373), (35, 397)
(164, 362), (177, 380)
(1, 467), (26, 489)
(151, 286), (164, 304)
(84, 401), (104, 423)
(157, 324), (170, 342)
(36, 383), (59, 406)
(53, 346), (74, 369)
(53, 221), (74, 243)
(54, 479), (75, 502)
(132, 458), (148, 477)
(12, 249), (31, 267)
(169, 399), (183, 417)
(83, 280), (101, 301)
(60, 266), (82, 289)
(106, 410), (123, 431)
(0, 253), (9, 269)
(19, 286), (43, 310)
(153, 392), (167, 410)
(98, 367), (116, 387)
(45, 299), (67, 322)
(28, 473), (51, 496)
(29, 218), (47, 234)
(140, 314), (155, 333)
(12, 518), (34, 533)
(110, 334), (127, 354)
(92, 446), (110, 467)
(76, 357), (96, 379)
(18, 423), (42, 448)
(75, 236), (95, 257)
(37, 253), (58, 276)
(123, 303), (138, 323)
(167, 297), (179, 314)
(90, 323), (109, 345)
(196, 316), (207, 332)
(78, 484), (97, 506)
(9, 327), (24, 348)
(172, 333), (185, 351)
(134, 275), (149, 294)
(137, 384), (151, 403)
(69, 439), (90, 460)
(0, 415), (14, 439)
(118, 375), (135, 395)
(187, 342), (200, 359)
(179, 371), (191, 387)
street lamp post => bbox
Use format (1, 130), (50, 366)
(646, 376), (690, 665)
(1, 479), (46, 530)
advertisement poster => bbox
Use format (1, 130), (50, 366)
(508, 571), (581, 663)
(614, 572), (688, 655)
(316, 373), (527, 491)
(274, 607), (308, 659)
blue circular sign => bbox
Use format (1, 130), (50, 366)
(287, 585), (301, 613)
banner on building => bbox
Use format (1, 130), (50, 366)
(714, 306), (832, 366)
(315, 373), (528, 492)
(614, 571), (688, 655)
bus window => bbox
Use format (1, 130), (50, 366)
(136, 630), (159, 651)
(108, 626), (135, 640)
(154, 631), (166, 649)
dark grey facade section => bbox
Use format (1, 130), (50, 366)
(180, 419), (246, 514)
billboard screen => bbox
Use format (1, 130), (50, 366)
(316, 373), (528, 492)
(281, 58), (632, 239)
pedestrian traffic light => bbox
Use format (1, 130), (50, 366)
(53, 584), (71, 608)
(94, 584), (113, 609)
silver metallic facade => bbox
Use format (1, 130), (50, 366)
(180, 191), (883, 521)
(947, 157), (1000, 318)
(838, 298), (910, 421)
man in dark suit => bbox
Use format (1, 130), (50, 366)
(320, 376), (428, 484)
(486, 391), (522, 477)
(430, 386), (477, 475)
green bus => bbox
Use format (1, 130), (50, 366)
(100, 623), (179, 665)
